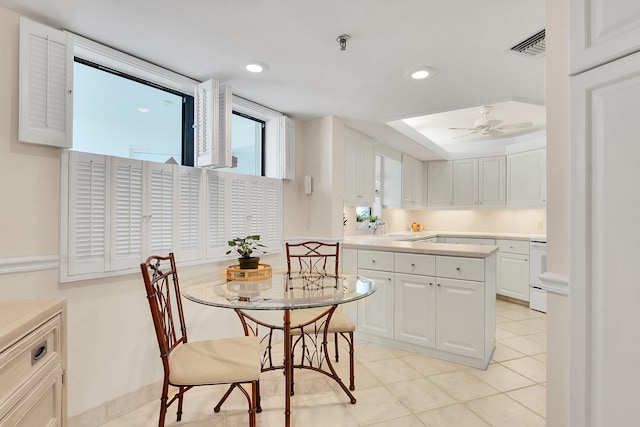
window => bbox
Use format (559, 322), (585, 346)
(72, 59), (194, 165)
(232, 112), (264, 176)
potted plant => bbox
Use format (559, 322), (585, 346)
(226, 235), (266, 269)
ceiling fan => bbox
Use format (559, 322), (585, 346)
(449, 106), (533, 138)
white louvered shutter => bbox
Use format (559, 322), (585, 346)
(279, 116), (295, 180)
(19, 18), (69, 147)
(205, 170), (228, 258)
(195, 79), (217, 167)
(68, 151), (107, 275)
(110, 157), (143, 271)
(230, 176), (249, 239)
(145, 162), (175, 256)
(218, 84), (233, 168)
(249, 178), (264, 236)
(263, 178), (283, 252)
(176, 166), (202, 261)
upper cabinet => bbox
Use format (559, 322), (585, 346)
(478, 156), (506, 207)
(344, 127), (375, 206)
(453, 159), (479, 207)
(401, 154), (425, 208)
(381, 155), (402, 209)
(570, 0), (640, 75)
(427, 160), (453, 207)
(506, 148), (546, 207)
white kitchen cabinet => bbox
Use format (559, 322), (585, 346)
(401, 154), (424, 208)
(496, 239), (530, 301)
(344, 128), (375, 206)
(394, 273), (436, 347)
(435, 277), (485, 359)
(570, 0), (640, 75)
(445, 237), (469, 244)
(381, 156), (402, 209)
(0, 299), (67, 427)
(453, 159), (478, 206)
(357, 268), (394, 338)
(478, 156), (506, 207)
(427, 160), (453, 207)
(506, 149), (546, 207)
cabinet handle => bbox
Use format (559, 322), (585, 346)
(456, 267), (461, 271)
(437, 283), (441, 287)
(429, 282), (433, 287)
(411, 263), (415, 267)
(31, 341), (48, 365)
(372, 259), (376, 263)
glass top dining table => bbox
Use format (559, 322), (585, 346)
(182, 272), (376, 311)
(182, 272), (376, 427)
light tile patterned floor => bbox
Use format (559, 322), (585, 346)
(101, 299), (546, 426)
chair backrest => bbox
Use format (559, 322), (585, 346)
(286, 241), (340, 277)
(140, 253), (187, 361)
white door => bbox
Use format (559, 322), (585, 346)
(394, 273), (436, 347)
(357, 268), (394, 338)
(435, 277), (484, 358)
(496, 252), (530, 301)
(570, 47), (640, 426)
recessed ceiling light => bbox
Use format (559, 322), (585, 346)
(137, 107), (150, 113)
(245, 61), (268, 73)
(405, 66), (437, 81)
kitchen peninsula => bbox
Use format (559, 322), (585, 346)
(342, 236), (498, 369)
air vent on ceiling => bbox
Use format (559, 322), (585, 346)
(509, 29), (545, 57)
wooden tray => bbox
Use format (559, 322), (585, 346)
(226, 264), (272, 281)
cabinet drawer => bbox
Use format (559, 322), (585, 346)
(496, 239), (529, 255)
(358, 250), (394, 271)
(0, 315), (61, 409)
(394, 253), (435, 276)
(436, 256), (485, 282)
(467, 238), (496, 246)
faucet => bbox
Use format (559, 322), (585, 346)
(373, 219), (386, 235)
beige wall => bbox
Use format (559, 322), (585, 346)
(545, 0), (570, 425)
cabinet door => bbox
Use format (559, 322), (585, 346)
(506, 149), (546, 207)
(453, 159), (478, 206)
(478, 156), (506, 206)
(394, 273), (435, 347)
(401, 154), (424, 207)
(427, 161), (453, 206)
(344, 128), (375, 206)
(357, 269), (394, 338)
(496, 252), (530, 301)
(435, 277), (484, 358)
(570, 0), (640, 74)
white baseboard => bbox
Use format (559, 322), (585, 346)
(68, 382), (159, 427)
(539, 272), (569, 296)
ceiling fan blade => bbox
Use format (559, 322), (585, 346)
(453, 130), (479, 139)
(497, 122), (533, 130)
(448, 127), (477, 131)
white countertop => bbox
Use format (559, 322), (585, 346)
(343, 230), (546, 258)
(0, 298), (65, 350)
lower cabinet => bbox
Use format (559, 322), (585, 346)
(394, 273), (436, 347)
(496, 239), (530, 301)
(357, 268), (394, 338)
(435, 277), (485, 359)
(351, 248), (496, 368)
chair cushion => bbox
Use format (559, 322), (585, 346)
(168, 336), (260, 386)
(290, 308), (355, 335)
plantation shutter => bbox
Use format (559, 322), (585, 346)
(19, 18), (70, 147)
(230, 176), (249, 239)
(263, 178), (283, 252)
(249, 179), (263, 236)
(145, 162), (175, 255)
(109, 157), (143, 271)
(205, 170), (228, 258)
(279, 116), (295, 180)
(176, 166), (202, 261)
(218, 84), (233, 168)
(68, 151), (107, 275)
